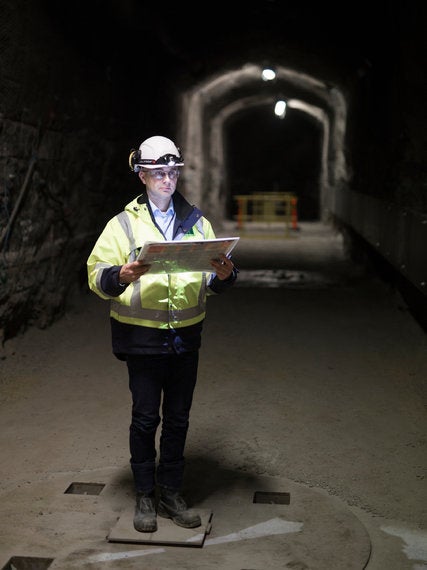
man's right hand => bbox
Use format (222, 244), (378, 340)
(119, 261), (151, 284)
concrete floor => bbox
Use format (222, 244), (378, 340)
(1, 222), (426, 569)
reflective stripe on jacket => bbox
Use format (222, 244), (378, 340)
(87, 191), (217, 329)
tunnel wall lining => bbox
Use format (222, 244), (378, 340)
(335, 189), (427, 296)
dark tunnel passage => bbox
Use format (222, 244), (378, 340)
(225, 106), (322, 220)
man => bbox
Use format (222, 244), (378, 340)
(87, 135), (237, 533)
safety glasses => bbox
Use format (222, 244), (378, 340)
(145, 168), (180, 181)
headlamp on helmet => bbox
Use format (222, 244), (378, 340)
(129, 135), (184, 173)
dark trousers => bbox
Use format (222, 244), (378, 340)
(126, 351), (199, 494)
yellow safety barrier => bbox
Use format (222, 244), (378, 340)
(234, 192), (298, 236)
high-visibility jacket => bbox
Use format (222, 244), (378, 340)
(87, 190), (236, 357)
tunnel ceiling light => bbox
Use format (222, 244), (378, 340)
(261, 68), (276, 81)
(274, 99), (287, 119)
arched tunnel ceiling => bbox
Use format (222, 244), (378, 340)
(41, 0), (392, 91)
(193, 68), (333, 119)
(39, 0), (396, 222)
(97, 1), (389, 74)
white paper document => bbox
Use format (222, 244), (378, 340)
(137, 237), (240, 274)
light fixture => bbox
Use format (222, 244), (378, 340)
(274, 99), (287, 119)
(261, 68), (276, 81)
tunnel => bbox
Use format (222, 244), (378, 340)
(0, 1), (426, 569)
(0, 0), (425, 339)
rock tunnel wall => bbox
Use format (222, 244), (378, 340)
(331, 3), (427, 304)
(0, 0), (130, 342)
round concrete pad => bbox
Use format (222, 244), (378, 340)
(185, 471), (372, 570)
(0, 468), (371, 569)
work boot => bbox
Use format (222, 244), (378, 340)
(133, 492), (157, 533)
(158, 488), (201, 529)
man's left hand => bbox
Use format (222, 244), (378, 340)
(210, 254), (234, 280)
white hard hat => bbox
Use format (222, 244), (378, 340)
(129, 135), (184, 172)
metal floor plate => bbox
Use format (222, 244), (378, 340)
(107, 508), (213, 547)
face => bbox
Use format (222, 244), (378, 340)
(139, 167), (180, 206)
